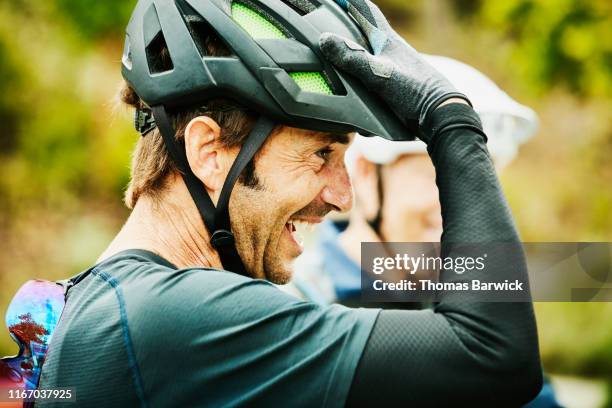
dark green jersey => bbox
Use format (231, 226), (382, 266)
(38, 249), (379, 407)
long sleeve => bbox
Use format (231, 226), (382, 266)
(346, 103), (542, 407)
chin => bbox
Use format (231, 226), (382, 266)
(270, 273), (292, 285)
(264, 256), (295, 285)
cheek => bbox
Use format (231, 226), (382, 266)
(274, 166), (325, 207)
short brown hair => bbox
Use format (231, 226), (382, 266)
(119, 22), (259, 209)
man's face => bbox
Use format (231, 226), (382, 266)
(229, 126), (353, 284)
(379, 154), (442, 242)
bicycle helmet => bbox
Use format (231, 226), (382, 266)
(122, 0), (408, 139)
(122, 0), (407, 275)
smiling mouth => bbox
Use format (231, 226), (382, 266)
(284, 218), (322, 250)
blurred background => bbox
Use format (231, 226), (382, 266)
(0, 0), (610, 406)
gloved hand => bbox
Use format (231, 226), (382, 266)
(320, 0), (471, 142)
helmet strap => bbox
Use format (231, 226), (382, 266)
(151, 105), (275, 276)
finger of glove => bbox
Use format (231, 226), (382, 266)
(331, 0), (390, 55)
(320, 33), (393, 82)
(360, 0), (394, 32)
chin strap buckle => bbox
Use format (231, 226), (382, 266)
(210, 229), (236, 250)
(134, 108), (157, 136)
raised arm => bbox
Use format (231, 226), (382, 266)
(346, 103), (542, 406)
(318, 0), (542, 404)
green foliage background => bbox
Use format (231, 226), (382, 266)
(0, 0), (611, 403)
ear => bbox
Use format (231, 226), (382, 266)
(184, 116), (228, 195)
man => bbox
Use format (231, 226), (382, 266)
(37, 0), (542, 406)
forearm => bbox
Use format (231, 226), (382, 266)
(427, 103), (518, 244)
(347, 104), (542, 406)
(430, 103), (541, 399)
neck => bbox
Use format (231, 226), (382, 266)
(98, 178), (222, 269)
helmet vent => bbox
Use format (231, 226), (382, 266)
(231, 2), (334, 95)
(176, 0), (236, 58)
(278, 0), (316, 16)
(146, 31), (174, 74)
(122, 36), (132, 70)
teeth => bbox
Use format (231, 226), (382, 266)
(291, 221), (306, 246)
(286, 219), (320, 248)
(295, 230), (304, 246)
(290, 221), (318, 233)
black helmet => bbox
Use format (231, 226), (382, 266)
(121, 0), (410, 275)
(122, 0), (408, 139)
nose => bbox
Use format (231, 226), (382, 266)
(321, 165), (353, 213)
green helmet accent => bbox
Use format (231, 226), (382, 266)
(232, 2), (332, 95)
(231, 3), (286, 40)
(289, 72), (333, 95)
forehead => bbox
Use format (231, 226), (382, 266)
(271, 126), (352, 147)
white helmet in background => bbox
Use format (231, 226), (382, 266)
(347, 54), (539, 170)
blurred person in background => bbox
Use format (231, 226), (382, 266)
(286, 55), (561, 408)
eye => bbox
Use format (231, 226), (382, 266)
(315, 147), (333, 161)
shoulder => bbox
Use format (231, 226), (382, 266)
(117, 262), (285, 315)
(115, 262), (311, 337)
(109, 260), (380, 406)
(118, 261), (378, 343)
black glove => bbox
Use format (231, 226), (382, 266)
(320, 0), (471, 142)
